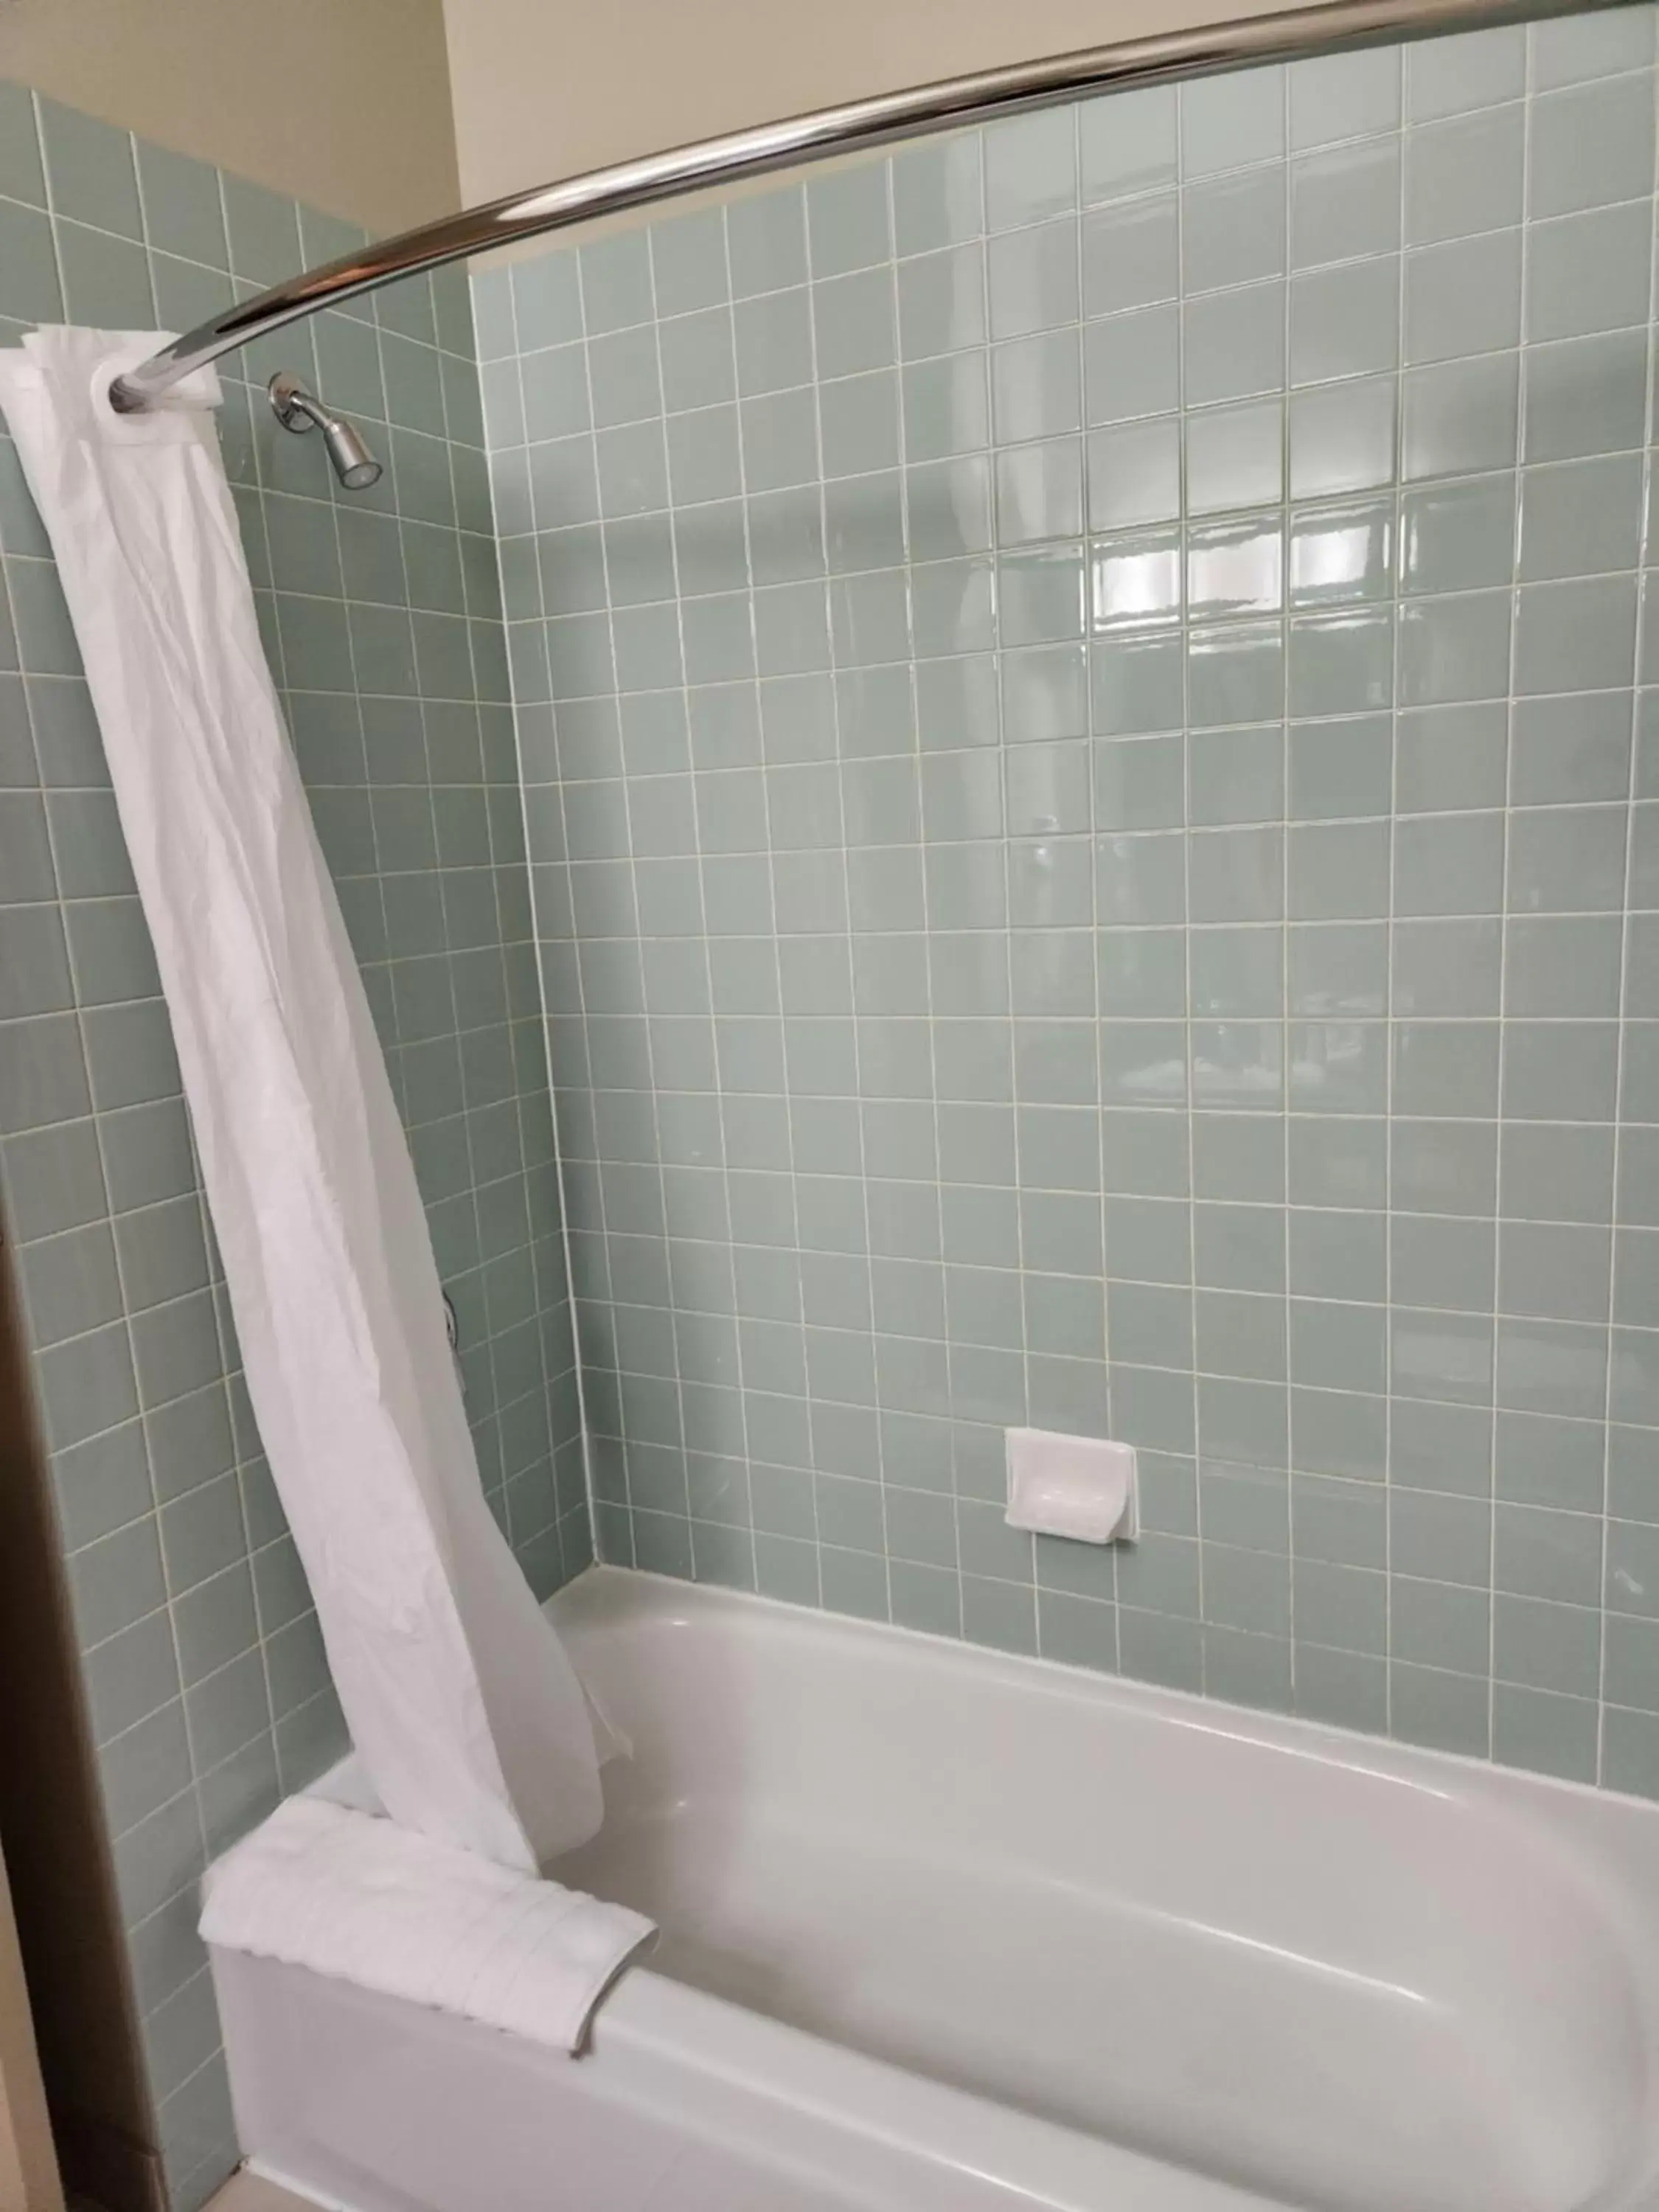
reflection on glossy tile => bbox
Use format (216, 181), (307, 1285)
(1101, 1022), (1189, 1108)
(1288, 1020), (1387, 1115)
(1091, 529), (1183, 630)
(1190, 1023), (1284, 1110)
(1289, 501), (1392, 609)
(1187, 517), (1285, 620)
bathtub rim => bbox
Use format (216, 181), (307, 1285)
(212, 1933), (1297, 2212)
(550, 1564), (1659, 2208)
(550, 1562), (1659, 1845)
(264, 1564), (1659, 2212)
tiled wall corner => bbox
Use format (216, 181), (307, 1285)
(481, 5), (1659, 1799)
(0, 92), (586, 2211)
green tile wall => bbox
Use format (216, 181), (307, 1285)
(481, 7), (1659, 1798)
(0, 91), (585, 2211)
(6, 15), (1659, 2207)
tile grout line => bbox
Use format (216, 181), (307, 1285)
(1382, 46), (1411, 1742)
(793, 172), (892, 1624)
(883, 141), (964, 1641)
(650, 201), (763, 1593)
(503, 250), (612, 1573)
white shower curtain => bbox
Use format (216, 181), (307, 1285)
(0, 327), (602, 1871)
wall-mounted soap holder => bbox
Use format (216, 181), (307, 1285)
(1005, 1429), (1139, 1545)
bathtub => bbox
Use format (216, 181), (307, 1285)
(213, 1568), (1659, 2212)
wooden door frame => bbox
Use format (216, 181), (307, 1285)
(0, 1256), (161, 2212)
(0, 1830), (61, 2212)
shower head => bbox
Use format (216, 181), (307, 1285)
(268, 372), (383, 491)
(321, 414), (382, 492)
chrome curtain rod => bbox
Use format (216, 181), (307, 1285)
(110, 0), (1577, 415)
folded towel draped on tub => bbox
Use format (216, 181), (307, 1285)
(200, 1795), (655, 2053)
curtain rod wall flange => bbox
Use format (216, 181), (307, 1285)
(107, 0), (1588, 415)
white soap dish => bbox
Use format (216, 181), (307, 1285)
(1005, 1427), (1139, 1545)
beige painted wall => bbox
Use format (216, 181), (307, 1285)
(0, 0), (459, 234)
(441, 0), (1312, 208)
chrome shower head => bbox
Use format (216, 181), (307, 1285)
(268, 372), (383, 491)
(319, 414), (382, 492)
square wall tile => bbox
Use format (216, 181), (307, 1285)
(16, 58), (1659, 2090)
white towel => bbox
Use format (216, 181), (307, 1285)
(200, 1795), (655, 2053)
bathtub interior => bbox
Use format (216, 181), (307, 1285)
(553, 1573), (1659, 2212)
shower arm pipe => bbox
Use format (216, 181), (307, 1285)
(110, 0), (1563, 416)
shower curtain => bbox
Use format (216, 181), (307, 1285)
(0, 327), (602, 1872)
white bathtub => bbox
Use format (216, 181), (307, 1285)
(215, 1568), (1659, 2212)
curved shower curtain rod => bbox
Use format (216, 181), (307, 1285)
(110, 0), (1567, 417)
